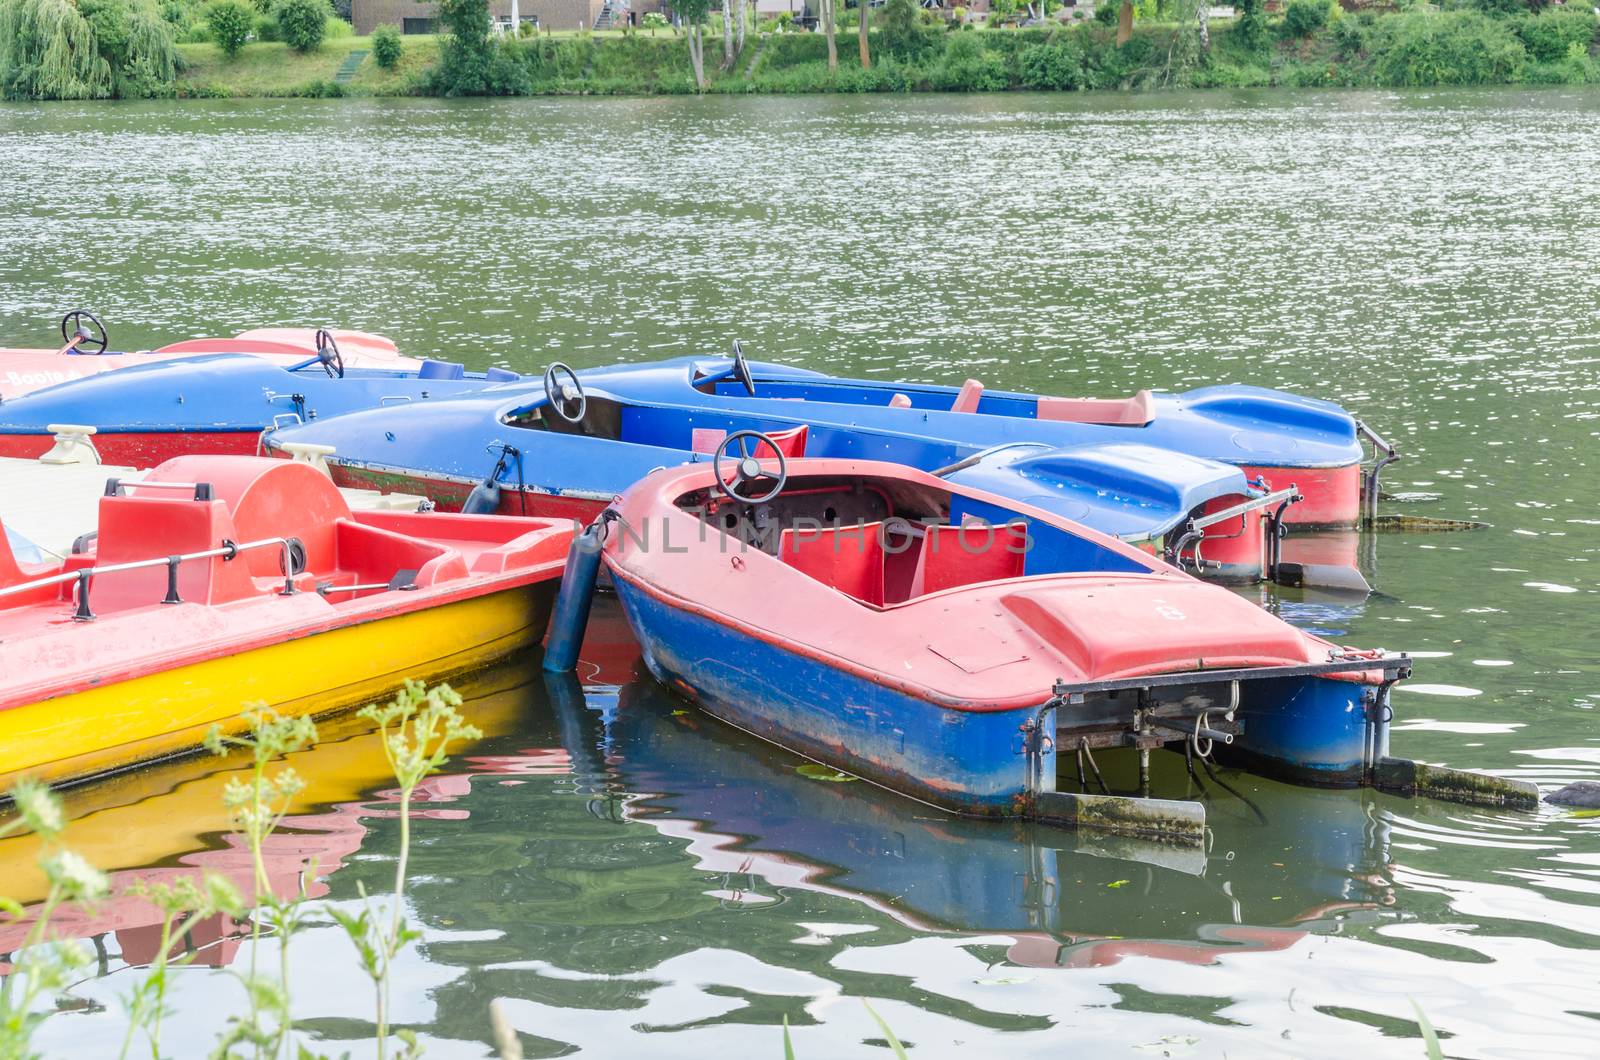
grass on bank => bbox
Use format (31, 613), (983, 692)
(177, 33), (441, 97)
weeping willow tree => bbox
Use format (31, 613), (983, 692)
(0, 0), (113, 100)
(96, 0), (177, 96)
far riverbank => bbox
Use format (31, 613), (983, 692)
(163, 12), (1599, 100)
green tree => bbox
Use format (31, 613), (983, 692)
(77, 0), (177, 96)
(0, 0), (109, 98)
(275, 0), (330, 51)
(878, 0), (932, 59)
(371, 21), (401, 67)
(434, 0), (492, 93)
(1235, 0), (1266, 50)
(205, 0), (254, 57)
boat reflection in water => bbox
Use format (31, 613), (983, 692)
(0, 654), (564, 975)
(2, 603), (1400, 988)
(597, 672), (1401, 970)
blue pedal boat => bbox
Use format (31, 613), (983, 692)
(581, 439), (1534, 843)
(580, 347), (1398, 530)
(0, 337), (532, 467)
(263, 359), (1290, 576)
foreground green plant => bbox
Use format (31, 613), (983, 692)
(329, 680), (480, 1060)
(118, 873), (246, 1060)
(0, 780), (110, 1058)
(204, 708), (319, 1059)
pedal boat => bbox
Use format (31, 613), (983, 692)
(266, 357), (1288, 582)
(598, 435), (1533, 841)
(0, 456), (572, 789)
(0, 311), (421, 400)
(582, 350), (1399, 529)
(0, 343), (531, 467)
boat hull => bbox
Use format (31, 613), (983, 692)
(611, 565), (1046, 816)
(0, 582), (556, 790)
(612, 566), (1394, 813)
(1241, 462), (1361, 527)
(0, 429), (260, 466)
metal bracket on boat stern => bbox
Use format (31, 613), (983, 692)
(1166, 485), (1300, 576)
(1018, 684), (1063, 798)
(1356, 420), (1399, 528)
(1027, 681), (1207, 847)
(1148, 681), (1240, 760)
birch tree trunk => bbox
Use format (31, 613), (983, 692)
(822, 0), (838, 72)
(736, 0), (746, 56)
(722, 2), (733, 68)
(858, 0), (870, 68)
(1196, 2), (1209, 51)
(689, 26), (705, 89)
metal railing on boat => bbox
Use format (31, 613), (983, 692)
(1356, 419), (1400, 527)
(0, 533), (302, 621)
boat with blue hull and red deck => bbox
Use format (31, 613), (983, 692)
(0, 456), (573, 789)
(0, 312), (421, 400)
(590, 434), (1533, 842)
(263, 360), (1294, 581)
(581, 345), (1400, 529)
(0, 338), (530, 467)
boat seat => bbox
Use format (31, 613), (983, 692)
(951, 379), (984, 414)
(143, 458), (349, 581)
(689, 423), (809, 459)
(484, 367), (521, 382)
(0, 518), (57, 606)
(334, 520), (464, 593)
(417, 359), (466, 381)
(779, 521), (884, 605)
(89, 493), (258, 609)
(1035, 391), (1156, 427)
(914, 524), (1026, 595)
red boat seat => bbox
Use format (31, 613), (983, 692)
(334, 520), (464, 593)
(779, 522), (884, 606)
(146, 457), (350, 581)
(951, 379), (984, 414)
(1036, 391), (1156, 427)
(689, 424), (809, 459)
(91, 492), (258, 609)
(0, 518), (57, 606)
(915, 524), (1027, 595)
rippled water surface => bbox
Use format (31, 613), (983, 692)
(3, 90), (1600, 1057)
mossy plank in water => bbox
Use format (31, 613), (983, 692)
(1374, 757), (1538, 810)
(1034, 790), (1205, 846)
(1369, 514), (1489, 532)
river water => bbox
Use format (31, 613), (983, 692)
(2, 89), (1599, 1057)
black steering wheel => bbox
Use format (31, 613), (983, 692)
(313, 328), (344, 378)
(544, 362), (586, 424)
(61, 309), (107, 354)
(729, 340), (756, 396)
(712, 430), (788, 505)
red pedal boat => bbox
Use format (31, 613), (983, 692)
(0, 456), (572, 788)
